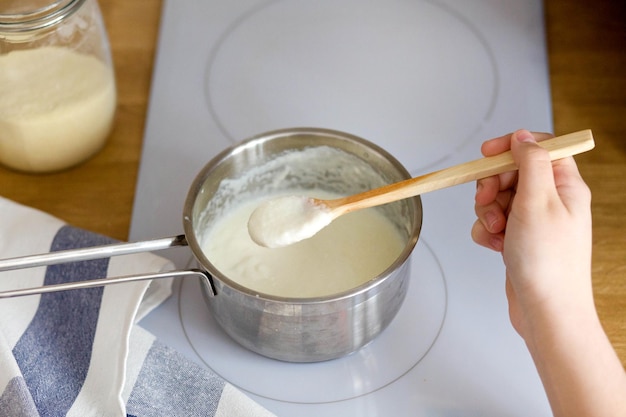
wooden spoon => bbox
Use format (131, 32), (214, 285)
(248, 130), (595, 248)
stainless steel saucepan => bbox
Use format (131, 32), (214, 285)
(0, 128), (422, 362)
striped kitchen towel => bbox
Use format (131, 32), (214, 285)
(0, 197), (275, 417)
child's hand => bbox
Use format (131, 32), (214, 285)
(471, 129), (593, 336)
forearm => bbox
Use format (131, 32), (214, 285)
(523, 299), (626, 417)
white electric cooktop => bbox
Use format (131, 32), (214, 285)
(132, 0), (553, 415)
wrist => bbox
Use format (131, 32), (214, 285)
(520, 297), (626, 417)
(520, 276), (595, 336)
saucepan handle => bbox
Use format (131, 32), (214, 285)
(0, 235), (188, 271)
(0, 269), (211, 299)
(0, 235), (217, 298)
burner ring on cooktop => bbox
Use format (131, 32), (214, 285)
(179, 238), (447, 404)
(204, 0), (499, 173)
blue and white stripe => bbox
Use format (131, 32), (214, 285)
(0, 197), (275, 417)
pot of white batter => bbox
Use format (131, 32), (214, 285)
(183, 128), (422, 362)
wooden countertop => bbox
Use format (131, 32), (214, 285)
(1, 1), (624, 367)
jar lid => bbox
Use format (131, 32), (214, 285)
(0, 0), (87, 33)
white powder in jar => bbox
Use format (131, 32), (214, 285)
(0, 46), (116, 172)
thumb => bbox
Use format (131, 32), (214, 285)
(510, 129), (557, 206)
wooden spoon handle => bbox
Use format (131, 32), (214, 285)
(331, 130), (595, 215)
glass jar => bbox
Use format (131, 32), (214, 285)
(0, 0), (116, 173)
